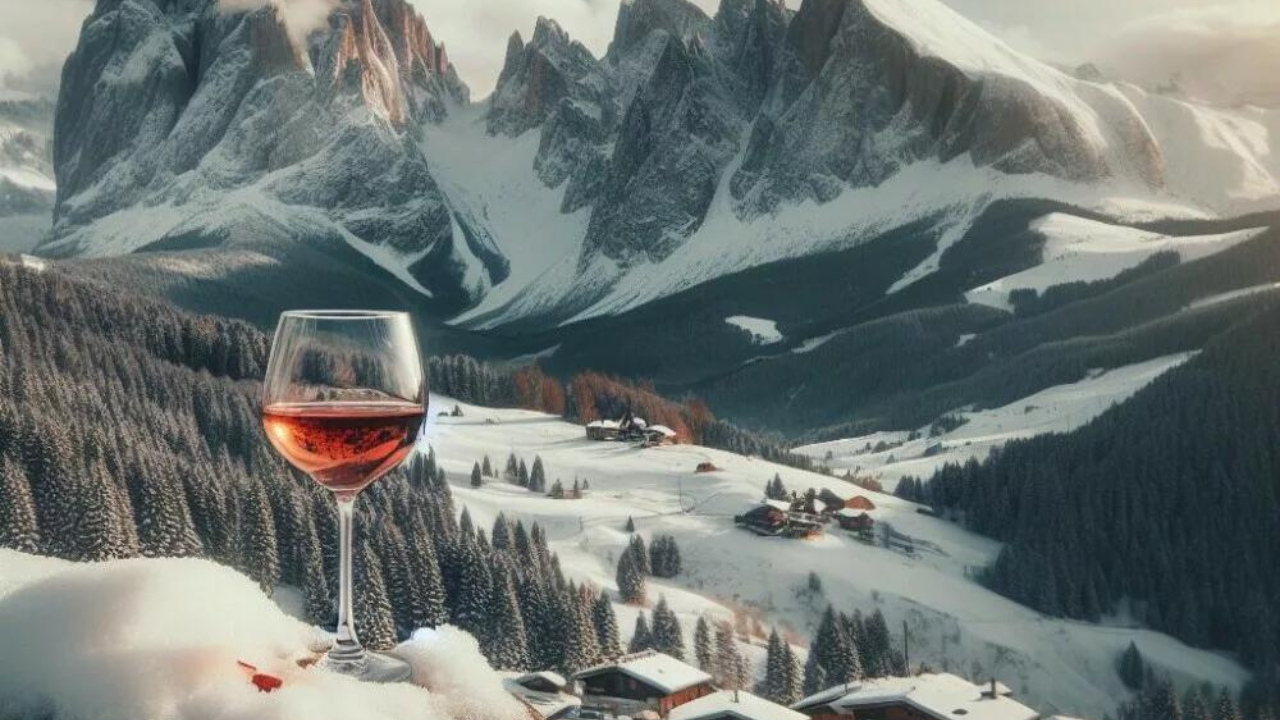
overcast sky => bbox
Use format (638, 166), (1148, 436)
(1, 0), (1276, 106)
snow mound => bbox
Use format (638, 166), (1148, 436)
(0, 551), (525, 720)
(965, 213), (1266, 311)
(725, 316), (784, 344)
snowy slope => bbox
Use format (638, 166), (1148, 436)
(422, 391), (1245, 719)
(965, 214), (1267, 311)
(0, 551), (528, 720)
(795, 353), (1196, 486)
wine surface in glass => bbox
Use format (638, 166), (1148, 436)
(262, 401), (425, 493)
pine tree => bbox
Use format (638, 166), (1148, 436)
(0, 454), (40, 553)
(694, 616), (713, 670)
(862, 609), (894, 678)
(487, 562), (531, 670)
(471, 462), (483, 487)
(491, 513), (512, 552)
(805, 606), (861, 693)
(354, 539), (397, 651)
(1214, 688), (1242, 720)
(651, 595), (685, 659)
(592, 592), (623, 660)
(530, 456), (547, 493)
(764, 628), (787, 702)
(74, 462), (136, 562)
(300, 515), (332, 626)
(625, 516), (636, 533)
(482, 455), (493, 477)
(559, 584), (601, 674)
(780, 641), (803, 704)
(629, 535), (651, 576)
(616, 548), (646, 604)
(630, 613), (653, 653)
(505, 453), (519, 482)
(241, 480), (280, 594)
(1119, 641), (1147, 690)
(714, 620), (748, 689)
(518, 459), (529, 487)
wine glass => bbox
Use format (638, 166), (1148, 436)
(261, 310), (427, 683)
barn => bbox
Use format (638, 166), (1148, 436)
(575, 649), (715, 717)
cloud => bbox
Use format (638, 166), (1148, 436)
(0, 0), (91, 95)
(1095, 2), (1280, 106)
(218, 0), (340, 50)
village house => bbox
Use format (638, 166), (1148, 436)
(586, 410), (679, 445)
(791, 674), (1038, 720)
(670, 690), (808, 720)
(501, 671), (582, 720)
(575, 649), (715, 717)
(735, 500), (824, 539)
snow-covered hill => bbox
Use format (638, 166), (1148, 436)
(422, 395), (1247, 719)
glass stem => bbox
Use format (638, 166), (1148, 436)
(330, 494), (365, 665)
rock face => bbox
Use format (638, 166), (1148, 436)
(47, 0), (493, 308)
(483, 0), (1169, 277)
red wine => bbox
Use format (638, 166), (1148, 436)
(262, 401), (425, 494)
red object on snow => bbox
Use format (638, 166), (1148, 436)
(252, 673), (284, 693)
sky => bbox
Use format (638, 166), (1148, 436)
(0, 0), (1276, 106)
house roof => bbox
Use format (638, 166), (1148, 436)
(792, 674), (1037, 720)
(762, 499), (792, 512)
(835, 508), (872, 518)
(587, 420), (620, 429)
(516, 670), (568, 689)
(670, 691), (807, 720)
(501, 672), (581, 720)
(647, 425), (678, 437)
(575, 650), (713, 694)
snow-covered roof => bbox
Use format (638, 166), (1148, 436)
(794, 674), (1037, 720)
(762, 499), (792, 512)
(836, 508), (872, 518)
(587, 420), (620, 429)
(576, 650), (712, 694)
(502, 673), (581, 720)
(516, 670), (568, 689)
(646, 424), (677, 437)
(670, 690), (807, 720)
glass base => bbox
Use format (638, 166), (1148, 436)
(319, 650), (413, 684)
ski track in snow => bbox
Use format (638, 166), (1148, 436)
(422, 380), (1245, 720)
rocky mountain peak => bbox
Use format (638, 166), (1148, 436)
(608, 0), (712, 60)
(488, 17), (612, 137)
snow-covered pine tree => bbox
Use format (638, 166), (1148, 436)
(482, 455), (493, 477)
(450, 532), (494, 637)
(1215, 688), (1242, 720)
(491, 513), (512, 552)
(592, 591), (623, 659)
(764, 628), (785, 701)
(520, 570), (557, 670)
(629, 535), (651, 576)
(781, 640), (803, 705)
(406, 516), (449, 627)
(862, 609), (894, 678)
(629, 612), (654, 653)
(354, 538), (397, 650)
(0, 454), (40, 553)
(714, 620), (749, 689)
(651, 595), (685, 659)
(550, 479), (565, 498)
(558, 583), (601, 675)
(74, 461), (136, 562)
(505, 453), (519, 481)
(127, 455), (201, 558)
(518, 458), (529, 487)
(616, 548), (646, 604)
(299, 514), (332, 626)
(530, 456), (546, 493)
(625, 516), (636, 533)
(487, 562), (531, 670)
(374, 523), (422, 637)
(694, 616), (713, 670)
(470, 462), (483, 487)
(807, 607), (861, 692)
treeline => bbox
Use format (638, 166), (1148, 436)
(917, 300), (1280, 718)
(429, 356), (815, 470)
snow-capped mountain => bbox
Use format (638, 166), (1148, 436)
(0, 90), (55, 250)
(42, 0), (1280, 325)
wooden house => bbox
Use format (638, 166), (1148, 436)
(575, 650), (715, 717)
(501, 671), (581, 720)
(791, 674), (1037, 720)
(670, 690), (807, 720)
(735, 501), (824, 539)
